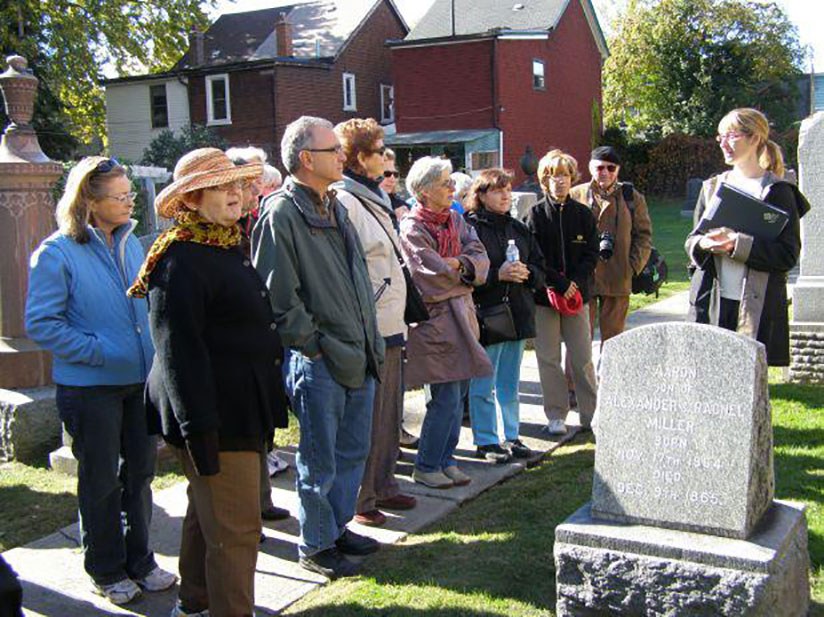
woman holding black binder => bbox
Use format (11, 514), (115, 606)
(685, 107), (810, 366)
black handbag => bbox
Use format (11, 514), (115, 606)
(358, 197), (430, 324)
(476, 287), (518, 346)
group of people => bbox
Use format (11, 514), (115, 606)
(22, 106), (807, 617)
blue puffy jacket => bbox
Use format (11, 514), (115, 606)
(25, 221), (153, 386)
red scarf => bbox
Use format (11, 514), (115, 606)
(412, 205), (461, 258)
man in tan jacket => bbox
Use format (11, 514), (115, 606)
(570, 146), (652, 344)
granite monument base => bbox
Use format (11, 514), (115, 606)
(790, 322), (824, 385)
(0, 385), (60, 464)
(554, 501), (809, 617)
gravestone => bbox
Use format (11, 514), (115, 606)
(681, 176), (703, 218)
(790, 112), (824, 384)
(554, 323), (809, 616)
(591, 322), (773, 539)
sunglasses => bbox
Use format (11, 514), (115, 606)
(595, 164), (617, 173)
(94, 158), (120, 174)
(383, 170), (400, 178)
(368, 146), (387, 156)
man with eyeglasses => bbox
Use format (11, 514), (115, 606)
(251, 116), (385, 579)
(570, 146), (652, 348)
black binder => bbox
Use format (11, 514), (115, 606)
(695, 182), (789, 240)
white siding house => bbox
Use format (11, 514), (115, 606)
(104, 77), (190, 162)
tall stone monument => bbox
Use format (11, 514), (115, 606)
(790, 112), (824, 384)
(0, 55), (64, 461)
(555, 323), (809, 616)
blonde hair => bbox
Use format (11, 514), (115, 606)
(466, 169), (514, 213)
(56, 157), (128, 243)
(538, 149), (580, 192)
(718, 108), (785, 178)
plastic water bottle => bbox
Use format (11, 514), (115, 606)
(506, 239), (520, 263)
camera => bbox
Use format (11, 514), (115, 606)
(599, 231), (615, 261)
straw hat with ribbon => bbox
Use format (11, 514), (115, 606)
(155, 147), (263, 219)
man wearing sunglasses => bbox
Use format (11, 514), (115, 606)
(570, 146), (653, 347)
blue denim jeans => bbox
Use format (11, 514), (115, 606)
(415, 380), (469, 473)
(286, 352), (375, 557)
(55, 384), (157, 585)
(469, 339), (526, 446)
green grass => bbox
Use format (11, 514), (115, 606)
(284, 376), (824, 616)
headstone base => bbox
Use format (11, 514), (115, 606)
(789, 322), (824, 385)
(48, 446), (78, 476)
(554, 501), (809, 617)
(0, 386), (61, 464)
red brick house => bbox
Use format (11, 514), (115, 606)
(104, 0), (408, 163)
(386, 0), (608, 183)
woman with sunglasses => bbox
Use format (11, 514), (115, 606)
(26, 157), (176, 605)
(379, 147), (409, 220)
(332, 118), (417, 527)
(686, 108), (810, 366)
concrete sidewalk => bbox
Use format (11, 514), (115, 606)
(4, 292), (689, 617)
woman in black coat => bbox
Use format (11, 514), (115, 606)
(128, 148), (289, 617)
(524, 149), (599, 437)
(685, 108), (810, 366)
(465, 168), (545, 464)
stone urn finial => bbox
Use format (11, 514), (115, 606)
(1, 55), (38, 127)
(520, 145), (538, 178)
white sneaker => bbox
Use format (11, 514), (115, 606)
(545, 419), (568, 436)
(170, 605), (210, 617)
(92, 578), (141, 605)
(134, 565), (178, 592)
(442, 465), (471, 486)
(266, 451), (289, 477)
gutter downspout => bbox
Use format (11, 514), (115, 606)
(492, 36), (502, 170)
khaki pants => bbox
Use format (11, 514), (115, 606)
(177, 449), (261, 617)
(589, 295), (630, 344)
(357, 345), (403, 513)
(534, 305), (597, 427)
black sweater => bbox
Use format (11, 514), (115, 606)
(145, 242), (289, 471)
(523, 195), (599, 305)
(465, 208), (545, 340)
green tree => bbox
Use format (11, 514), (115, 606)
(604, 0), (804, 139)
(140, 124), (228, 171)
(0, 0), (215, 147)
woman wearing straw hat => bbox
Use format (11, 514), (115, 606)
(26, 157), (177, 606)
(129, 148), (290, 617)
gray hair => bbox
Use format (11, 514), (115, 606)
(262, 164), (282, 186)
(281, 116), (333, 173)
(451, 171), (473, 198)
(406, 156), (453, 201)
(225, 146), (268, 164)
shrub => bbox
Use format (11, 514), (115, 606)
(637, 133), (726, 196)
(140, 124), (227, 171)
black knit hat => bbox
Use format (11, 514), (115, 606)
(590, 145), (621, 166)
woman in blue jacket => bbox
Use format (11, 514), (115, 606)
(25, 157), (175, 606)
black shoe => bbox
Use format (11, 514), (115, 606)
(399, 429), (420, 450)
(261, 505), (291, 521)
(299, 547), (359, 579)
(335, 528), (380, 556)
(506, 439), (531, 459)
(475, 444), (512, 464)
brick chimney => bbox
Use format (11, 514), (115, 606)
(275, 12), (293, 57)
(188, 28), (205, 66)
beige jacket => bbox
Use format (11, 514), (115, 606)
(570, 180), (652, 297)
(336, 182), (407, 340)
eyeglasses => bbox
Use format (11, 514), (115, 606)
(210, 181), (245, 192)
(104, 191), (137, 204)
(368, 146), (387, 156)
(440, 178), (456, 189)
(383, 170), (400, 178)
(305, 145), (344, 154)
(716, 131), (746, 143)
(595, 164), (617, 173)
(95, 158), (120, 174)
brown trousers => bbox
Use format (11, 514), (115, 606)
(589, 295), (630, 344)
(259, 448), (273, 511)
(357, 345), (403, 514)
(177, 449), (261, 617)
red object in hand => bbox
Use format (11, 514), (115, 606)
(547, 287), (583, 316)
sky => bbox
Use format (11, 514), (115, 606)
(212, 0), (824, 71)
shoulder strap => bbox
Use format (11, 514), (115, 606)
(621, 182), (635, 215)
(351, 193), (405, 266)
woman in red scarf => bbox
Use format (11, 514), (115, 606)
(399, 157), (492, 489)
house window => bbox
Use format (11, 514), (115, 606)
(532, 59), (546, 90)
(342, 73), (357, 111)
(470, 150), (500, 171)
(150, 84), (168, 129)
(206, 73), (231, 125)
(380, 84), (394, 123)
